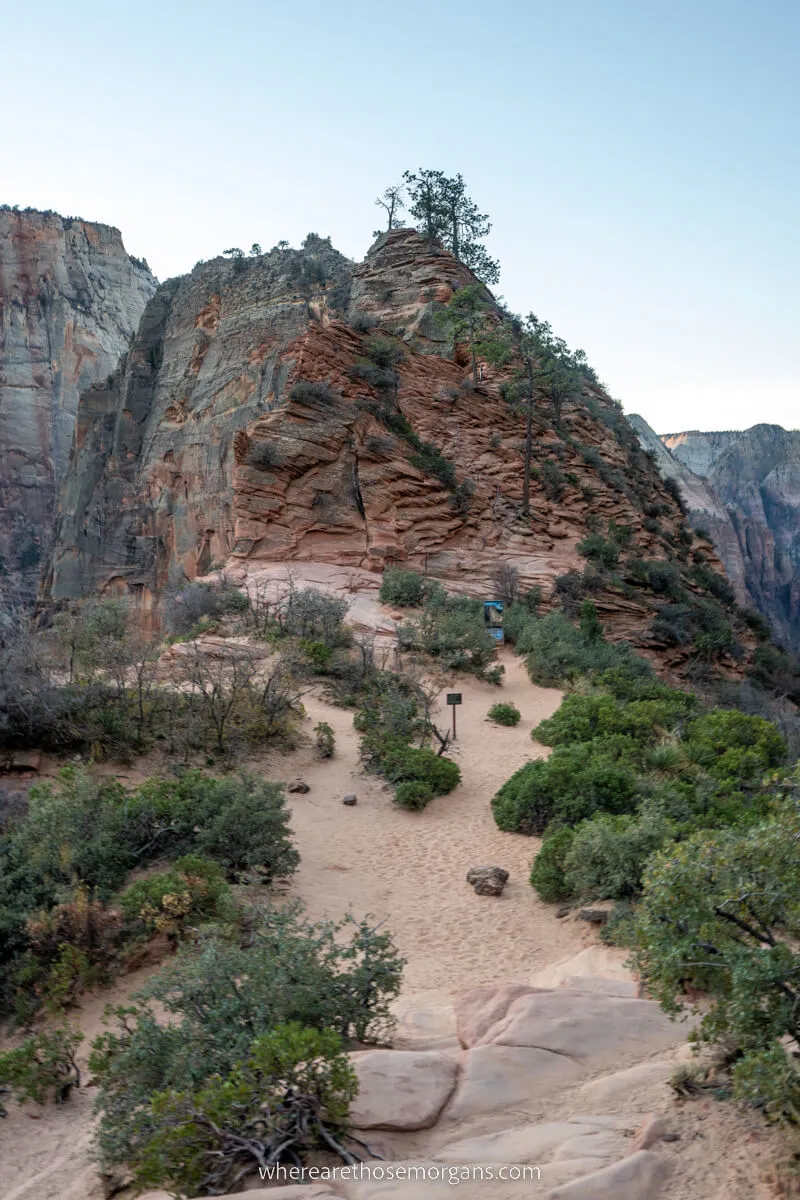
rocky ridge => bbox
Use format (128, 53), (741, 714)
(631, 416), (800, 652)
(0, 208), (156, 599)
(45, 227), (738, 675)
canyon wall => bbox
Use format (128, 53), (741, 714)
(0, 208), (156, 600)
(48, 228), (738, 674)
(631, 417), (800, 652)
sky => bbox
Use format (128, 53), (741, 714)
(3, 0), (798, 433)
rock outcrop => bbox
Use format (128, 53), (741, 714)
(0, 208), (156, 600)
(631, 416), (800, 651)
(47, 228), (703, 656)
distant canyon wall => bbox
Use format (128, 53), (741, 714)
(0, 208), (156, 599)
(631, 416), (800, 652)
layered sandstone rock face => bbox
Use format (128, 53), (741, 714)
(0, 208), (156, 599)
(47, 229), (694, 646)
(632, 417), (800, 651)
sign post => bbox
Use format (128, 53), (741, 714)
(446, 692), (462, 739)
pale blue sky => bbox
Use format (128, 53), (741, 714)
(3, 0), (797, 432)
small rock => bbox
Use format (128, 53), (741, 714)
(342, 794), (358, 806)
(467, 866), (509, 896)
(287, 779), (310, 794)
(556, 904), (572, 919)
(632, 1113), (671, 1151)
(579, 907), (609, 925)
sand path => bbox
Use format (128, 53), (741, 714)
(272, 650), (575, 995)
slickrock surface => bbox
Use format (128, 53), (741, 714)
(0, 208), (156, 599)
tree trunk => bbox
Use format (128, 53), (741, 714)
(522, 357), (534, 516)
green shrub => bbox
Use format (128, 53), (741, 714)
(563, 811), (677, 900)
(0, 1025), (83, 1108)
(119, 856), (236, 938)
(381, 746), (461, 795)
(577, 533), (619, 571)
(684, 708), (786, 787)
(690, 563), (736, 607)
(380, 567), (426, 607)
(488, 702), (521, 726)
(125, 1024), (357, 1196)
(400, 596), (496, 674)
(302, 639), (334, 672)
(180, 774), (299, 881)
(631, 807), (800, 1123)
(492, 740), (639, 836)
(290, 380), (339, 407)
(529, 827), (575, 902)
(282, 588), (350, 647)
(314, 721), (335, 758)
(91, 904), (403, 1174)
(533, 691), (692, 748)
(394, 780), (435, 810)
(353, 671), (426, 769)
(409, 443), (457, 489)
(518, 612), (650, 689)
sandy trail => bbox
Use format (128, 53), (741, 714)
(274, 650), (575, 995)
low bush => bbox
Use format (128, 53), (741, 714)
(529, 827), (575, 903)
(394, 780), (435, 810)
(290, 380), (339, 407)
(0, 1025), (83, 1109)
(488, 702), (521, 726)
(246, 441), (285, 469)
(380, 566), (426, 607)
(91, 903), (403, 1176)
(125, 1024), (358, 1196)
(409, 443), (457, 489)
(491, 740), (639, 836)
(561, 810), (677, 901)
(631, 804), (800, 1123)
(0, 768), (299, 1017)
(119, 856), (236, 939)
(399, 596), (496, 675)
(381, 746), (461, 795)
(314, 721), (335, 757)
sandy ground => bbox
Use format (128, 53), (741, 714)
(0, 648), (795, 1199)
(276, 651), (574, 995)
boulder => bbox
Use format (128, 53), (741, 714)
(349, 1050), (458, 1130)
(434, 1115), (630, 1165)
(466, 866), (508, 896)
(442, 1045), (583, 1121)
(471, 989), (684, 1068)
(543, 1149), (671, 1198)
(288, 779), (311, 793)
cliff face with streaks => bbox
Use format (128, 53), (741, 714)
(632, 417), (800, 652)
(47, 228), (746, 675)
(0, 208), (156, 600)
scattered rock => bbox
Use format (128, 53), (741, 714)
(578, 907), (610, 925)
(544, 1148), (671, 1198)
(556, 904), (572, 918)
(632, 1114), (672, 1151)
(342, 793), (358, 806)
(287, 779), (310, 794)
(349, 1049), (458, 1130)
(466, 866), (509, 896)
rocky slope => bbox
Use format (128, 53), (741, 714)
(0, 208), (156, 600)
(46, 228), (728, 661)
(631, 417), (800, 652)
